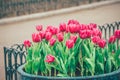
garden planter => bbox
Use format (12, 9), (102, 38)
(17, 64), (120, 80)
(16, 20), (120, 80)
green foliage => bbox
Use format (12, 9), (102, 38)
(24, 32), (120, 77)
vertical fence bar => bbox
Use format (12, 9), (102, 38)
(8, 49), (13, 80)
(14, 51), (17, 80)
(108, 24), (111, 38)
(4, 47), (7, 80)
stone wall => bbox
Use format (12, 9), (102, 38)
(0, 0), (104, 18)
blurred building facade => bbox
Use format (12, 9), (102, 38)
(0, 0), (105, 18)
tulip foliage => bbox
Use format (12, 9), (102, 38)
(24, 20), (120, 77)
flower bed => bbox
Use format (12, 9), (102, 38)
(23, 20), (120, 77)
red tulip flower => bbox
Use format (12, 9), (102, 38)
(66, 39), (74, 49)
(89, 23), (97, 29)
(68, 24), (80, 33)
(92, 36), (100, 44)
(86, 30), (92, 38)
(109, 35), (116, 43)
(46, 25), (53, 32)
(79, 24), (88, 30)
(68, 24), (75, 33)
(45, 32), (52, 41)
(66, 26), (69, 33)
(68, 19), (79, 25)
(24, 40), (31, 47)
(39, 31), (45, 39)
(76, 24), (81, 32)
(56, 28), (60, 34)
(70, 35), (77, 43)
(36, 25), (43, 31)
(49, 38), (56, 46)
(45, 54), (55, 63)
(57, 32), (64, 42)
(32, 33), (41, 43)
(98, 39), (106, 48)
(59, 23), (66, 32)
(50, 27), (58, 35)
(92, 29), (102, 37)
(114, 30), (120, 39)
(79, 30), (87, 39)
(46, 26), (57, 35)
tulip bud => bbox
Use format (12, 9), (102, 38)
(98, 39), (106, 48)
(24, 40), (31, 47)
(92, 36), (100, 44)
(86, 30), (92, 38)
(68, 19), (79, 25)
(66, 26), (69, 33)
(45, 32), (52, 41)
(79, 24), (88, 30)
(57, 32), (64, 42)
(50, 27), (58, 35)
(109, 35), (116, 43)
(66, 39), (74, 49)
(114, 30), (120, 39)
(92, 29), (102, 37)
(79, 30), (87, 39)
(59, 23), (66, 32)
(39, 31), (45, 39)
(36, 25), (43, 31)
(49, 38), (56, 46)
(32, 33), (41, 43)
(68, 24), (78, 33)
(70, 35), (77, 43)
(46, 25), (53, 32)
(45, 54), (55, 63)
(89, 23), (97, 29)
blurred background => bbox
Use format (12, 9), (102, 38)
(0, 0), (120, 80)
(0, 0), (105, 18)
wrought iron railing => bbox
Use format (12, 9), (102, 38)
(0, 0), (105, 19)
(98, 22), (120, 40)
(3, 21), (120, 80)
(4, 44), (26, 80)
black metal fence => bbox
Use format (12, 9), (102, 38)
(3, 21), (120, 80)
(0, 0), (105, 19)
(4, 44), (26, 80)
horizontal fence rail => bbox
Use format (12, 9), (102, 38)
(3, 21), (120, 80)
(0, 0), (105, 19)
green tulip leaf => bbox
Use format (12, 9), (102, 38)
(25, 60), (32, 74)
(82, 43), (91, 58)
(84, 58), (94, 72)
(32, 58), (40, 74)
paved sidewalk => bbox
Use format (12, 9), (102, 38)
(0, 1), (120, 80)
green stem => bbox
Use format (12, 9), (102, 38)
(49, 70), (51, 76)
(71, 72), (72, 77)
(54, 69), (56, 76)
(80, 43), (84, 76)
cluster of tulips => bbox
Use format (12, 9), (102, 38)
(24, 20), (120, 77)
